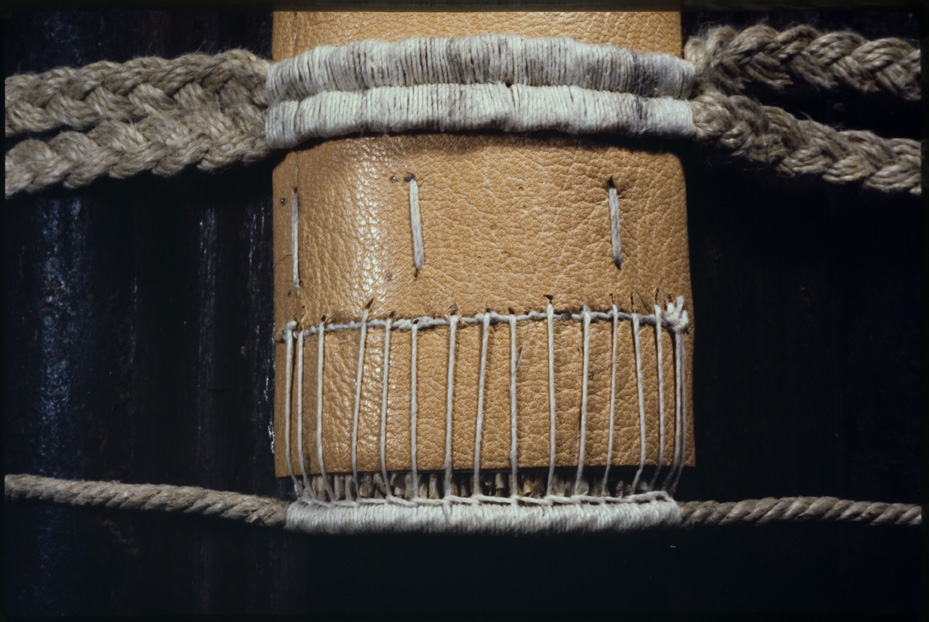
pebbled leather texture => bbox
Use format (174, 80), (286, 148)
(273, 12), (694, 477)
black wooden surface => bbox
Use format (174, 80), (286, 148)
(2, 11), (922, 615)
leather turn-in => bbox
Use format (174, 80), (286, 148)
(273, 12), (695, 477)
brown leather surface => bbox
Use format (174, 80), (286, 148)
(272, 12), (694, 477)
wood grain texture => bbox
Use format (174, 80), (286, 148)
(2, 10), (920, 615)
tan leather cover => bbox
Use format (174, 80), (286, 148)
(272, 12), (694, 476)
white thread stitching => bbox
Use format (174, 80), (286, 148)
(266, 85), (696, 148)
(288, 307), (688, 339)
(608, 183), (622, 269)
(285, 300), (691, 501)
(296, 329), (313, 498)
(282, 321), (299, 491)
(672, 311), (689, 493)
(603, 304), (619, 496)
(631, 312), (646, 492)
(575, 306), (591, 493)
(316, 319), (335, 501)
(379, 317), (393, 498)
(407, 175), (424, 271)
(268, 34), (695, 101)
(472, 312), (491, 496)
(410, 319), (419, 498)
(350, 305), (370, 492)
(546, 300), (557, 497)
(291, 489), (675, 510)
(444, 314), (458, 497)
(663, 297), (687, 491)
(291, 189), (300, 290)
(649, 304), (665, 491)
(508, 313), (518, 497)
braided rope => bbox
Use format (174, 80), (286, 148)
(4, 27), (921, 198)
(680, 496), (922, 527)
(4, 474), (921, 531)
(685, 24), (921, 101)
(4, 473), (288, 528)
(5, 49), (271, 137)
(691, 91), (921, 196)
(5, 103), (271, 197)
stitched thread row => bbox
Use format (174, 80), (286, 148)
(268, 34), (695, 101)
(282, 298), (690, 505)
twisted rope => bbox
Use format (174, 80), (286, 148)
(685, 24), (921, 101)
(4, 473), (288, 528)
(680, 496), (922, 527)
(5, 49), (271, 137)
(691, 91), (921, 196)
(4, 474), (921, 531)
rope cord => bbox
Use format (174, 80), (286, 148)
(5, 49), (272, 138)
(4, 474), (920, 531)
(685, 24), (921, 101)
(4, 473), (288, 528)
(690, 91), (921, 195)
(4, 26), (920, 198)
(679, 496), (922, 527)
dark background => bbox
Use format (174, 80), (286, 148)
(2, 10), (922, 615)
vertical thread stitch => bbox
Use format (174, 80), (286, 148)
(631, 313), (646, 492)
(575, 306), (591, 493)
(410, 320), (419, 498)
(672, 325), (688, 493)
(508, 313), (518, 497)
(379, 317), (392, 498)
(407, 174), (424, 271)
(602, 304), (619, 496)
(316, 320), (335, 500)
(296, 330), (312, 497)
(282, 321), (299, 491)
(350, 305), (370, 493)
(444, 314), (458, 496)
(663, 299), (686, 492)
(472, 312), (491, 496)
(608, 182), (622, 269)
(649, 304), (665, 490)
(291, 189), (300, 290)
(546, 300), (557, 497)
